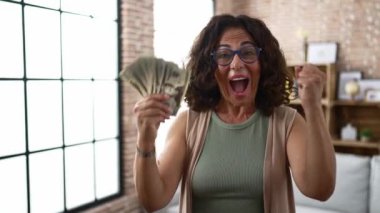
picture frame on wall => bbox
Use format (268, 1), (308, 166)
(338, 71), (362, 100)
(365, 89), (380, 102)
(357, 79), (380, 101)
(306, 42), (338, 64)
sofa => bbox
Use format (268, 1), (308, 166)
(155, 153), (380, 213)
(294, 153), (380, 213)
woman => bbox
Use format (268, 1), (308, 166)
(133, 14), (336, 213)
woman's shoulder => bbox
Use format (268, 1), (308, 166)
(181, 108), (212, 123)
(270, 105), (298, 138)
(174, 108), (204, 129)
(273, 105), (297, 116)
(179, 108), (212, 139)
(271, 105), (298, 126)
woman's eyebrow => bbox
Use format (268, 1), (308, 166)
(216, 41), (256, 49)
(216, 44), (231, 49)
(241, 41), (256, 46)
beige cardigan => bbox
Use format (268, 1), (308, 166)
(179, 106), (297, 213)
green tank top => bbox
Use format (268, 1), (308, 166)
(192, 110), (268, 213)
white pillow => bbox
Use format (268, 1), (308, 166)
(370, 155), (380, 213)
(293, 153), (370, 213)
(154, 187), (180, 213)
(296, 204), (341, 213)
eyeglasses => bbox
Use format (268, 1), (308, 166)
(211, 45), (262, 66)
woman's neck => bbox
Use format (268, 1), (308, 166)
(215, 101), (256, 124)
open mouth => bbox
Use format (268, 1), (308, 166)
(230, 77), (249, 93)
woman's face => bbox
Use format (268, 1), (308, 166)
(214, 27), (261, 108)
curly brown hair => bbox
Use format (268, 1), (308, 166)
(184, 14), (293, 116)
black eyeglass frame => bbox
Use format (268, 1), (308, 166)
(210, 45), (263, 66)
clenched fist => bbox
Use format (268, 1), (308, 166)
(295, 64), (326, 109)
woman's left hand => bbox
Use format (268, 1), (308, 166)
(295, 64), (326, 109)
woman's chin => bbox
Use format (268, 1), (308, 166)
(226, 88), (254, 105)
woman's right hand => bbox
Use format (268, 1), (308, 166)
(133, 94), (172, 146)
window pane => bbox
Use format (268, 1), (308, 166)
(27, 81), (63, 151)
(0, 156), (27, 212)
(92, 0), (117, 20)
(62, 13), (94, 79)
(61, 0), (116, 19)
(25, 6), (61, 78)
(0, 2), (23, 78)
(94, 81), (118, 140)
(154, 0), (213, 66)
(65, 144), (95, 209)
(24, 0), (60, 9)
(92, 20), (118, 80)
(61, 0), (92, 16)
(30, 149), (64, 213)
(95, 139), (119, 199)
(0, 81), (25, 157)
(63, 81), (93, 145)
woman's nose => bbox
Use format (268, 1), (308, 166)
(230, 53), (243, 70)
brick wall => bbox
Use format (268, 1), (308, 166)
(215, 0), (380, 78)
(84, 0), (154, 212)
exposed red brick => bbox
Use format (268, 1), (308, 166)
(215, 0), (380, 78)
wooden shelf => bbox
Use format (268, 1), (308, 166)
(287, 63), (380, 156)
(291, 99), (380, 107)
(333, 140), (380, 149)
(289, 98), (330, 106)
(333, 140), (380, 155)
(333, 100), (380, 107)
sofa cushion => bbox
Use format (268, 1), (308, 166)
(293, 153), (371, 213)
(155, 187), (180, 213)
(296, 204), (341, 213)
(370, 155), (380, 213)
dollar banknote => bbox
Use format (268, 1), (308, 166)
(120, 56), (190, 115)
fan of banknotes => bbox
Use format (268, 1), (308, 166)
(120, 56), (190, 115)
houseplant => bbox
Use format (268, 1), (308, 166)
(359, 128), (373, 142)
